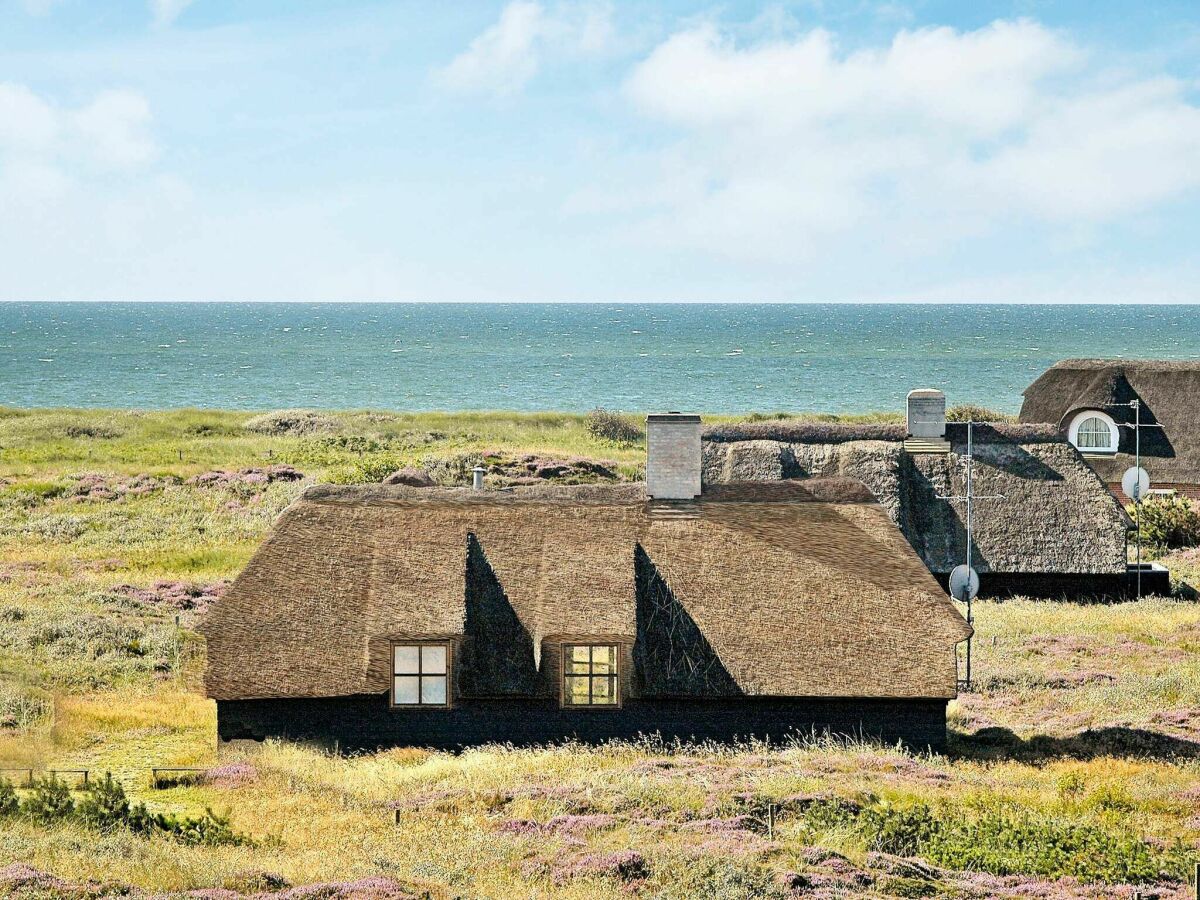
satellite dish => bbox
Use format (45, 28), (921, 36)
(1121, 466), (1150, 502)
(949, 564), (979, 602)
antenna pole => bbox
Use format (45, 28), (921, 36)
(936, 421), (1003, 694)
(1134, 399), (1141, 600)
(964, 421), (973, 687)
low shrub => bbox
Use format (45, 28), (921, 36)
(21, 776), (74, 823)
(64, 423), (122, 439)
(8, 772), (246, 845)
(946, 404), (1016, 423)
(857, 800), (1191, 884)
(0, 777), (18, 815)
(1129, 495), (1200, 551)
(325, 454), (408, 484)
(243, 409), (338, 436)
(0, 684), (52, 729)
(585, 408), (644, 444)
(75, 773), (129, 827)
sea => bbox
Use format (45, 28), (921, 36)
(2, 302), (1198, 414)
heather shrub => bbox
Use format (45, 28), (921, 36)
(584, 408), (644, 444)
(1129, 495), (1200, 551)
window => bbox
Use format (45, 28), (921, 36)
(392, 643), (449, 707)
(1068, 410), (1118, 454)
(562, 644), (620, 707)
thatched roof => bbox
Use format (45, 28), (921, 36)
(702, 428), (1129, 576)
(202, 479), (969, 703)
(1019, 359), (1200, 484)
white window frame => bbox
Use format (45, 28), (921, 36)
(1067, 410), (1118, 454)
(391, 641), (451, 708)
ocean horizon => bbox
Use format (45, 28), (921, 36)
(3, 301), (1199, 414)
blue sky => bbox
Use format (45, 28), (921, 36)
(1, 0), (1199, 302)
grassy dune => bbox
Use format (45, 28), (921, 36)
(1, 407), (1198, 899)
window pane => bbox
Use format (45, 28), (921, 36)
(565, 675), (591, 705)
(394, 676), (419, 704)
(421, 675), (447, 705)
(1077, 418), (1112, 449)
(569, 646), (591, 671)
(422, 645), (447, 675)
(591, 676), (617, 704)
(591, 645), (615, 674)
(394, 646), (420, 675)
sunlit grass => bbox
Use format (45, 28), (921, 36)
(1, 407), (1199, 896)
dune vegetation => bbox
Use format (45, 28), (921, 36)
(0, 406), (1198, 899)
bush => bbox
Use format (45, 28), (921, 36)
(1129, 495), (1200, 550)
(946, 404), (1016, 423)
(243, 409), (338, 436)
(585, 408), (644, 444)
(0, 777), (17, 816)
(16, 771), (247, 845)
(75, 773), (129, 828)
(22, 775), (74, 823)
(325, 454), (408, 484)
(857, 800), (1189, 884)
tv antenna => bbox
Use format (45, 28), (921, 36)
(1108, 399), (1164, 600)
(937, 421), (1004, 691)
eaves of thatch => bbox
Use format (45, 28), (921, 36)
(701, 427), (1129, 576)
(1019, 359), (1200, 484)
(201, 479), (969, 703)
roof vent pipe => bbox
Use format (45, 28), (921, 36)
(472, 465), (486, 491)
(646, 412), (703, 499)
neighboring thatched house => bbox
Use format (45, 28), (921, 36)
(702, 417), (1134, 598)
(1019, 359), (1200, 502)
(203, 416), (970, 751)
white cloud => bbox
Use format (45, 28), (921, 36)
(0, 82), (158, 174)
(436, 1), (614, 95)
(0, 83), (60, 152)
(149, 0), (195, 28)
(599, 18), (1200, 263)
(19, 0), (61, 15)
(72, 90), (157, 168)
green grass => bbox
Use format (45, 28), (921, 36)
(0, 406), (1197, 898)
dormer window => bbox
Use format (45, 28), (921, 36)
(392, 642), (450, 707)
(1067, 410), (1118, 454)
(562, 644), (620, 707)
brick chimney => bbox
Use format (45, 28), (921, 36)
(646, 413), (702, 499)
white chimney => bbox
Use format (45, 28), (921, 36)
(907, 389), (946, 439)
(472, 465), (486, 491)
(646, 413), (702, 499)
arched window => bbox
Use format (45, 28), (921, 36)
(1068, 410), (1118, 453)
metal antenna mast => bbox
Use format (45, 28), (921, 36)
(937, 421), (1004, 690)
(1108, 399), (1163, 600)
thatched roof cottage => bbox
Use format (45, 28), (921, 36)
(1020, 359), (1200, 502)
(203, 417), (971, 751)
(702, 406), (1134, 598)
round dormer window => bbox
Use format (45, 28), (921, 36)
(1067, 410), (1118, 453)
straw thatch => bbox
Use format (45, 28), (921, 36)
(202, 479), (969, 703)
(702, 428), (1129, 575)
(1020, 359), (1200, 484)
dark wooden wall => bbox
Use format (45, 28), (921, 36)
(217, 695), (950, 753)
